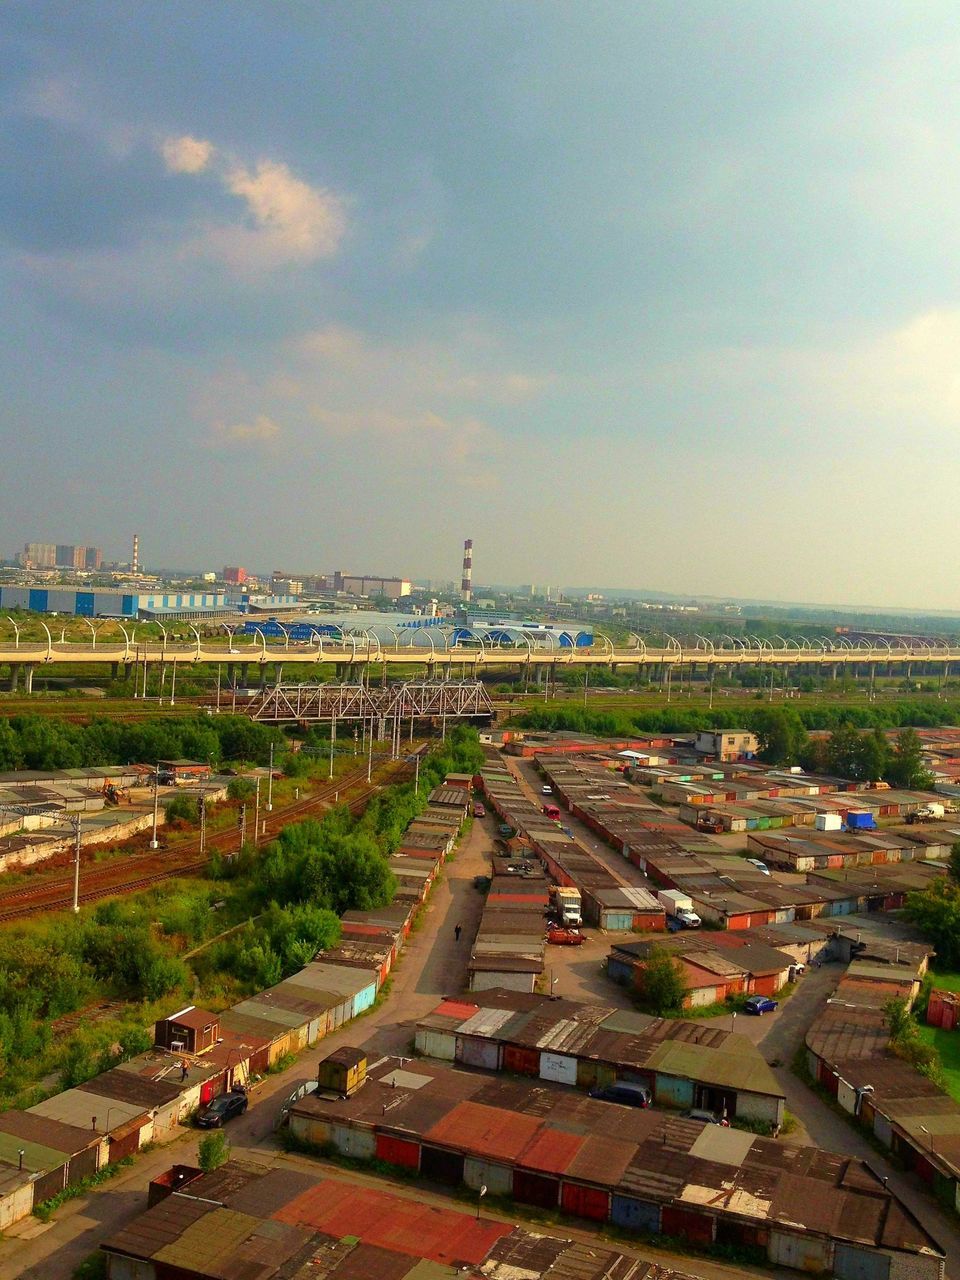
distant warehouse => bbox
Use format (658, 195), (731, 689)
(0, 587), (298, 622)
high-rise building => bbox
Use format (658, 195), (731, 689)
(84, 546), (103, 570)
(223, 566), (247, 585)
(23, 542), (56, 568)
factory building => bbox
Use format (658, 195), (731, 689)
(0, 587), (298, 622)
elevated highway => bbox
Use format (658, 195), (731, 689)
(0, 631), (958, 693)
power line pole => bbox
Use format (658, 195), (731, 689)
(150, 763), (160, 849)
(72, 815), (82, 913)
(266, 742), (274, 811)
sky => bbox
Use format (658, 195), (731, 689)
(3, 3), (960, 607)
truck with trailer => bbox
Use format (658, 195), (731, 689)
(656, 889), (701, 929)
(551, 885), (583, 927)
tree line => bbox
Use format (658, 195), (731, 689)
(512, 704), (934, 787)
(0, 713), (286, 771)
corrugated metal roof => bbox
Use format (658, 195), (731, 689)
(516, 1127), (584, 1175)
(425, 1101), (542, 1162)
(29, 1089), (146, 1134)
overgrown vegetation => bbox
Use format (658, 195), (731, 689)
(0, 712), (286, 771)
(883, 997), (944, 1087)
(633, 948), (688, 1016)
(198, 1130), (230, 1171)
(0, 725), (485, 1104)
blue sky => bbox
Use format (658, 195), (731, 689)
(3, 3), (960, 606)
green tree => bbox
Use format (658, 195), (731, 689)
(227, 778), (256, 803)
(885, 728), (934, 789)
(165, 795), (199, 825)
(198, 1130), (229, 1172)
(950, 841), (960, 884)
(634, 948), (687, 1016)
(904, 878), (960, 968)
(748, 707), (808, 766)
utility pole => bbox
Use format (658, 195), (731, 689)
(329, 716), (336, 781)
(367, 721), (374, 783)
(150, 763), (160, 849)
(72, 815), (82, 913)
(198, 794), (206, 855)
(254, 774), (261, 840)
(266, 743), (274, 811)
(238, 804), (247, 850)
(170, 655), (177, 707)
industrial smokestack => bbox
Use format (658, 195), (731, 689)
(132, 533), (140, 576)
(461, 538), (473, 604)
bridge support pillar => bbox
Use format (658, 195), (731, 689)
(240, 663), (250, 686)
(335, 663), (347, 679)
(227, 663), (236, 686)
(110, 662), (120, 679)
(274, 664), (283, 684)
(8, 663), (20, 692)
(23, 666), (34, 694)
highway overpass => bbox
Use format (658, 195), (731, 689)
(0, 632), (958, 692)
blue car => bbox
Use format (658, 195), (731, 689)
(743, 996), (778, 1016)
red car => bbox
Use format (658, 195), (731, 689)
(473, 803), (486, 818)
(547, 927), (585, 946)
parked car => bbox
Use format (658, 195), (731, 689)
(743, 995), (779, 1016)
(745, 858), (771, 876)
(541, 785), (553, 795)
(196, 1088), (248, 1128)
(666, 916), (684, 932)
(547, 927), (585, 946)
(472, 803), (486, 818)
(682, 1107), (729, 1126)
(588, 1082), (652, 1108)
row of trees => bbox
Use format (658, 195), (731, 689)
(514, 698), (960, 738)
(0, 713), (286, 771)
(514, 704), (934, 787)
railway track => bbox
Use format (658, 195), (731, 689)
(0, 751), (422, 923)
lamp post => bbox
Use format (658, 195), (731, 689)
(68, 811), (82, 913)
(150, 763), (160, 850)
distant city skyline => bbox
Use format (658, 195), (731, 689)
(3, 6), (960, 608)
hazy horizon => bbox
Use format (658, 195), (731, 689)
(4, 5), (960, 609)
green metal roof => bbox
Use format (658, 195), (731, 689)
(645, 1038), (785, 1099)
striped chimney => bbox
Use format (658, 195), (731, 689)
(131, 533), (140, 575)
(461, 538), (473, 603)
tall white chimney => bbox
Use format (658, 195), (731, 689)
(131, 533), (140, 576)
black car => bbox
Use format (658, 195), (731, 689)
(588, 1082), (652, 1108)
(196, 1089), (248, 1128)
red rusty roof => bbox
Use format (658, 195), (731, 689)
(274, 1176), (508, 1266)
(516, 1127), (585, 1175)
(425, 1100), (541, 1162)
(434, 1000), (480, 1021)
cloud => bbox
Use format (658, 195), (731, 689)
(298, 324), (549, 404)
(161, 134), (214, 174)
(207, 414), (281, 445)
(224, 160), (346, 259)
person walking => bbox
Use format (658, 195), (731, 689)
(454, 923), (462, 942)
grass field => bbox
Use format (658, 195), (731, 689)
(917, 1024), (960, 1103)
(926, 970), (960, 994)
